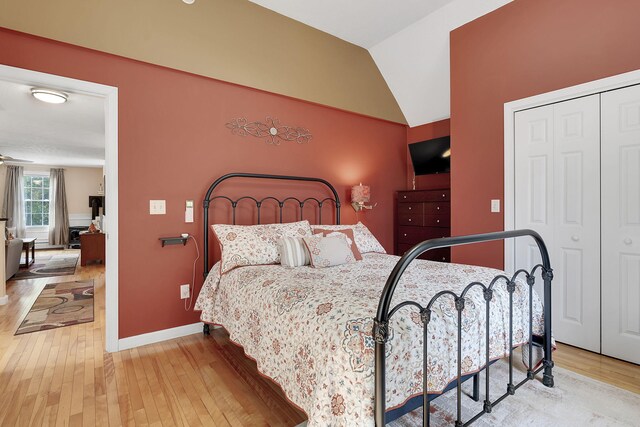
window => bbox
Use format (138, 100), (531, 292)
(24, 175), (50, 227)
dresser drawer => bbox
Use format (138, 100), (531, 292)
(398, 190), (450, 202)
(424, 214), (450, 227)
(422, 190), (450, 202)
(399, 213), (424, 226)
(398, 202), (424, 215)
(397, 244), (451, 262)
(424, 202), (450, 215)
(398, 226), (450, 244)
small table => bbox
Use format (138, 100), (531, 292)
(21, 238), (37, 268)
(80, 232), (105, 266)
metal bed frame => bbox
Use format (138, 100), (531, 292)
(201, 173), (554, 426)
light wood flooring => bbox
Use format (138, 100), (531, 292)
(0, 250), (638, 426)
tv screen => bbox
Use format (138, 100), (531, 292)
(408, 136), (450, 175)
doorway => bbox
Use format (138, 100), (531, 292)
(0, 64), (119, 352)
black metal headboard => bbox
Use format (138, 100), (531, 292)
(202, 172), (341, 276)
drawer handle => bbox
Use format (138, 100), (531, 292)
(408, 218), (412, 222)
(408, 206), (412, 210)
(436, 219), (440, 223)
(442, 194), (446, 198)
(403, 195), (407, 199)
(442, 257), (446, 261)
(403, 233), (407, 237)
(436, 206), (440, 210)
(624, 238), (632, 245)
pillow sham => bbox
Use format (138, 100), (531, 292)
(312, 228), (362, 260)
(310, 221), (386, 254)
(303, 233), (356, 268)
(278, 237), (310, 267)
(213, 220), (312, 273)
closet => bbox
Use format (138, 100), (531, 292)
(514, 85), (640, 364)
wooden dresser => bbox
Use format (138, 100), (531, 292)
(396, 176), (451, 262)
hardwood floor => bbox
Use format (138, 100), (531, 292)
(0, 249), (638, 426)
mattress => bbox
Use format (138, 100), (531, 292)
(195, 253), (544, 426)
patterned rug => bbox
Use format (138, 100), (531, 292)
(15, 279), (94, 335)
(11, 253), (79, 281)
(392, 358), (640, 427)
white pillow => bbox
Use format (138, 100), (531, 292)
(310, 221), (385, 254)
(303, 233), (356, 268)
(212, 220), (312, 273)
(278, 237), (310, 267)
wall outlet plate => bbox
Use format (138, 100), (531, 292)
(491, 199), (501, 213)
(180, 284), (190, 299)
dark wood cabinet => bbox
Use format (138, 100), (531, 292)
(80, 232), (105, 266)
(396, 176), (451, 262)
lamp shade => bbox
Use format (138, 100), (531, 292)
(351, 183), (370, 203)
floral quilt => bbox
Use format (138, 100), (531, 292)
(195, 253), (544, 426)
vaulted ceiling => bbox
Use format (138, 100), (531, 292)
(249, 0), (512, 127)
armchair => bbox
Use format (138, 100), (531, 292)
(6, 238), (23, 279)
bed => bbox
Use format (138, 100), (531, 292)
(195, 173), (554, 426)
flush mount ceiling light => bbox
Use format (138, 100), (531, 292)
(31, 88), (68, 104)
(182, 0), (195, 4)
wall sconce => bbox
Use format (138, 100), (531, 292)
(351, 183), (375, 212)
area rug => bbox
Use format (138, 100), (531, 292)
(11, 253), (79, 281)
(15, 279), (94, 335)
(392, 358), (640, 427)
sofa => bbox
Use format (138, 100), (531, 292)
(6, 238), (23, 279)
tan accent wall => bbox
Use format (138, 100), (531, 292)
(0, 0), (405, 123)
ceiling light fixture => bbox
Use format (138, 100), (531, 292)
(182, 0), (195, 4)
(31, 88), (68, 104)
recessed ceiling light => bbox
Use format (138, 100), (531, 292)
(182, 0), (195, 4)
(31, 88), (68, 104)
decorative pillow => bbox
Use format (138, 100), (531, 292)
(310, 221), (386, 254)
(278, 237), (310, 267)
(213, 220), (312, 273)
(303, 234), (356, 268)
(312, 228), (362, 260)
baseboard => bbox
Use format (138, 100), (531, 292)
(117, 322), (204, 351)
(0, 295), (8, 305)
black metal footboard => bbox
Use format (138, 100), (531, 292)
(373, 230), (554, 426)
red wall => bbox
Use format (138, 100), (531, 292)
(450, 0), (640, 268)
(406, 119), (450, 190)
(0, 28), (407, 338)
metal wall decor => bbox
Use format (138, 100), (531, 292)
(226, 117), (312, 145)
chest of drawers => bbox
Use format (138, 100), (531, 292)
(396, 189), (451, 262)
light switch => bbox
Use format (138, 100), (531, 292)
(491, 199), (501, 213)
(150, 200), (166, 215)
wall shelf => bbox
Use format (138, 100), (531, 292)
(159, 237), (188, 247)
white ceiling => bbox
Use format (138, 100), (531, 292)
(249, 0), (456, 48)
(0, 79), (105, 167)
(249, 0), (512, 127)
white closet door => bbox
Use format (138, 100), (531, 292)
(601, 85), (640, 364)
(515, 95), (601, 352)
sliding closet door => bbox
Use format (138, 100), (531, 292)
(601, 85), (640, 364)
(515, 94), (601, 352)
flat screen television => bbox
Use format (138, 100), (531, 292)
(408, 136), (450, 175)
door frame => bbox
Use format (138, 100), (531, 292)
(0, 64), (120, 352)
(504, 68), (640, 273)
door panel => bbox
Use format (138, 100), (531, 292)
(515, 94), (601, 352)
(601, 85), (640, 364)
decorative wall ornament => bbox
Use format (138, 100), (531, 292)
(226, 117), (312, 145)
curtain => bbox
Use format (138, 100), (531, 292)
(2, 165), (26, 238)
(48, 168), (69, 246)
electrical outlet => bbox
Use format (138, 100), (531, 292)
(491, 199), (501, 213)
(180, 284), (190, 299)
